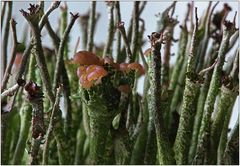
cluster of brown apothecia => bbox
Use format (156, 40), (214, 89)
(71, 51), (145, 89)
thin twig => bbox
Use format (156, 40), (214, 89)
(139, 48), (148, 70)
(1, 1), (7, 31)
(227, 30), (239, 53)
(79, 11), (90, 49)
(103, 2), (115, 57)
(2, 1), (12, 76)
(207, 1), (219, 36)
(45, 19), (60, 51)
(198, 57), (218, 76)
(87, 1), (96, 52)
(139, 1), (147, 15)
(39, 1), (61, 30)
(1, 18), (18, 92)
(74, 36), (80, 54)
(1, 84), (19, 100)
(117, 22), (133, 62)
(53, 12), (79, 91)
(115, 1), (122, 63)
(120, 1), (147, 61)
(42, 85), (63, 165)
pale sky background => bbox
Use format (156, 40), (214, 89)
(2, 1), (239, 129)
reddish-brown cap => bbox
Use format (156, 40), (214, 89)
(71, 51), (101, 65)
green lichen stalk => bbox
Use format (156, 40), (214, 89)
(210, 86), (238, 164)
(174, 8), (201, 164)
(80, 82), (120, 164)
(194, 20), (236, 164)
(148, 32), (175, 165)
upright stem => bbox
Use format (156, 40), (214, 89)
(1, 19), (18, 92)
(115, 1), (122, 63)
(1, 1), (7, 31)
(188, 43), (219, 163)
(103, 2), (115, 58)
(148, 32), (175, 164)
(2, 1), (12, 76)
(174, 8), (201, 164)
(42, 86), (62, 165)
(194, 20), (236, 165)
(16, 1), (60, 82)
(12, 54), (35, 165)
(221, 118), (239, 165)
(130, 1), (139, 62)
(117, 22), (133, 62)
(24, 82), (45, 165)
(87, 1), (96, 52)
(168, 24), (188, 90)
(53, 13), (79, 90)
(210, 86), (238, 164)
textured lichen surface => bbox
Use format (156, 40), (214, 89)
(174, 79), (200, 164)
(1, 2), (238, 165)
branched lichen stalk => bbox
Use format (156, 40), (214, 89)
(16, 1), (60, 82)
(217, 52), (239, 164)
(2, 1), (12, 75)
(194, 20), (236, 165)
(174, 8), (201, 164)
(148, 32), (175, 164)
(188, 44), (219, 163)
(87, 1), (96, 52)
(195, 2), (216, 72)
(156, 1), (176, 33)
(168, 4), (194, 142)
(210, 85), (238, 164)
(20, 4), (58, 103)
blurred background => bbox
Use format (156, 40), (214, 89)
(2, 1), (239, 129)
